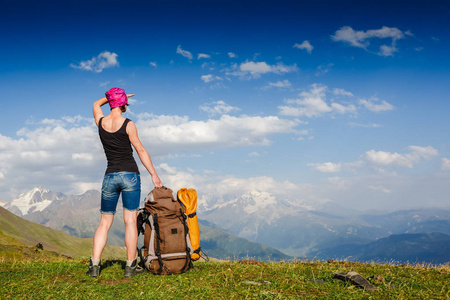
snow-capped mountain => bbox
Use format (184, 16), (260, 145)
(2, 187), (64, 216)
(199, 190), (312, 239)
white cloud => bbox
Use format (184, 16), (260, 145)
(155, 163), (197, 192)
(315, 63), (334, 76)
(278, 84), (356, 117)
(228, 52), (237, 58)
(195, 175), (331, 213)
(379, 44), (398, 56)
(302, 146), (449, 209)
(408, 145), (439, 160)
(0, 108), (302, 200)
(368, 185), (391, 193)
(364, 150), (413, 168)
(240, 61), (272, 74)
(198, 53), (211, 59)
(70, 51), (119, 73)
(309, 162), (342, 173)
(1, 116), (448, 212)
(72, 153), (94, 161)
(349, 122), (383, 128)
(201, 62), (217, 70)
(199, 176), (310, 204)
(359, 98), (394, 112)
(199, 101), (240, 116)
(249, 152), (260, 157)
(310, 146), (439, 175)
(271, 63), (299, 74)
(149, 62), (157, 67)
(176, 45), (193, 60)
(201, 74), (223, 83)
(226, 61), (298, 79)
(363, 146), (439, 168)
(321, 172), (450, 210)
(333, 88), (353, 97)
(331, 102), (357, 114)
(135, 114), (300, 152)
(269, 80), (291, 88)
(331, 26), (406, 56)
(332, 26), (404, 47)
(441, 158), (450, 171)
(293, 40), (313, 54)
(0, 119), (103, 199)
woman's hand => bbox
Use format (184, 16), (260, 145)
(126, 94), (135, 98)
(152, 174), (163, 188)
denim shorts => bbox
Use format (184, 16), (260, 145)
(100, 172), (141, 214)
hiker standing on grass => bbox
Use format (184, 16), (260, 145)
(87, 87), (162, 277)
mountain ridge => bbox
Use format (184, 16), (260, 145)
(2, 187), (449, 263)
(1, 187), (289, 261)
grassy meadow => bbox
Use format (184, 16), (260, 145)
(1, 252), (449, 299)
(1, 206), (449, 299)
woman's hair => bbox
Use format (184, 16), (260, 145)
(119, 105), (127, 113)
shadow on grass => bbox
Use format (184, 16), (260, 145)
(101, 259), (126, 270)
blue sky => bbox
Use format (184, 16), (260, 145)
(1, 0), (449, 210)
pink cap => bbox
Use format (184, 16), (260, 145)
(105, 88), (128, 109)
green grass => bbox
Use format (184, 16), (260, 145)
(1, 257), (448, 299)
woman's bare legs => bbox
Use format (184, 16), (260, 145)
(91, 210), (138, 262)
(123, 209), (139, 261)
(92, 214), (114, 260)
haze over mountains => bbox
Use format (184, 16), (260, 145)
(197, 189), (450, 260)
(1, 187), (449, 263)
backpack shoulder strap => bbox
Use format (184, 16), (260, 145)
(153, 213), (164, 275)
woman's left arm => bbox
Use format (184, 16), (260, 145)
(93, 97), (108, 126)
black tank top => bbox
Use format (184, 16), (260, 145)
(98, 117), (140, 175)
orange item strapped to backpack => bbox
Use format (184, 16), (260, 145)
(177, 188), (201, 261)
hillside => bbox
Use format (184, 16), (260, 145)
(0, 206), (125, 259)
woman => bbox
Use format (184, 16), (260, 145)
(87, 87), (162, 277)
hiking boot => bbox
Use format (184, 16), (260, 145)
(124, 259), (144, 277)
(86, 259), (101, 277)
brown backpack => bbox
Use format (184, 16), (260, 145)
(137, 187), (193, 275)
